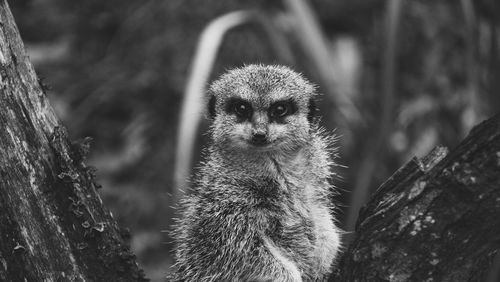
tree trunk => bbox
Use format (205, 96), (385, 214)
(331, 113), (500, 281)
(0, 1), (148, 281)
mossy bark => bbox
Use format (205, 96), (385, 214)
(0, 0), (147, 281)
(331, 113), (500, 281)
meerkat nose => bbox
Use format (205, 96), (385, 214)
(251, 125), (268, 145)
(251, 132), (268, 145)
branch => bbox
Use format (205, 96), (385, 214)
(332, 113), (500, 281)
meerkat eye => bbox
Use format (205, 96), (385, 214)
(272, 104), (288, 117)
(269, 100), (296, 120)
(226, 98), (252, 120)
(234, 102), (250, 117)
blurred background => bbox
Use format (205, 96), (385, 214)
(10, 0), (500, 280)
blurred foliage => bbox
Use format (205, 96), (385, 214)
(10, 0), (500, 280)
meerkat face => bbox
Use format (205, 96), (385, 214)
(208, 65), (319, 153)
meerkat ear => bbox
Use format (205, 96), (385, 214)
(307, 98), (318, 123)
(208, 95), (216, 119)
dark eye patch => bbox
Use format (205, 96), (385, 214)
(268, 99), (297, 123)
(225, 98), (253, 122)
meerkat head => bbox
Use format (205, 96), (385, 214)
(207, 64), (319, 153)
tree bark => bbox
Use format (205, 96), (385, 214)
(0, 1), (148, 281)
(331, 113), (500, 281)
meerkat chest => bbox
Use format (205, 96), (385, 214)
(266, 186), (320, 246)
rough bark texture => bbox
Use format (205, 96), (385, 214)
(0, 1), (148, 281)
(331, 113), (500, 281)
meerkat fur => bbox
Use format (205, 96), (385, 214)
(171, 64), (341, 282)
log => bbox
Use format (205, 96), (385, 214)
(0, 0), (147, 281)
(331, 113), (500, 281)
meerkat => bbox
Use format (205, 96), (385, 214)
(171, 64), (341, 282)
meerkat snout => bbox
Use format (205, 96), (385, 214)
(251, 132), (268, 146)
(250, 112), (268, 145)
